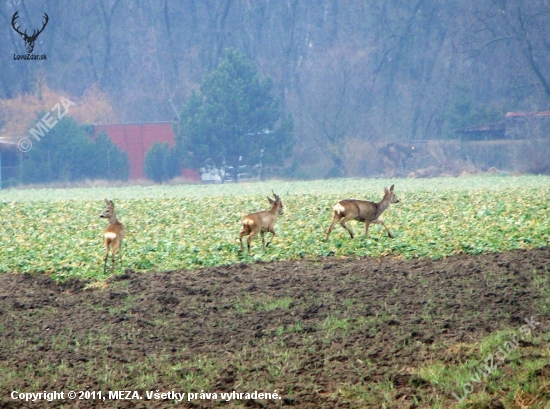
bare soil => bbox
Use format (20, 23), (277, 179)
(1, 247), (549, 408)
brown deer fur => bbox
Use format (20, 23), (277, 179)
(100, 199), (125, 272)
(239, 191), (284, 252)
(325, 185), (399, 241)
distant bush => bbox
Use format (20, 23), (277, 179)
(91, 131), (130, 180)
(20, 116), (129, 184)
(144, 142), (180, 183)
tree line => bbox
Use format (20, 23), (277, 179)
(1, 49), (288, 185)
(1, 0), (550, 179)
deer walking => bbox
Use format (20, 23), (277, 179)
(100, 199), (125, 272)
(239, 190), (284, 253)
(325, 185), (399, 241)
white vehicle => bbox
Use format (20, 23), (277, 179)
(200, 165), (223, 183)
(200, 156), (262, 183)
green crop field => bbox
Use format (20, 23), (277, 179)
(1, 175), (549, 280)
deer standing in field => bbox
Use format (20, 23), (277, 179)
(100, 199), (125, 272)
(325, 185), (399, 241)
(239, 190), (284, 253)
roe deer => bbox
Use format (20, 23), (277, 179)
(239, 190), (284, 253)
(100, 199), (125, 272)
(325, 185), (399, 241)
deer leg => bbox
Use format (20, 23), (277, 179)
(372, 219), (393, 238)
(247, 230), (258, 253)
(239, 226), (250, 252)
(239, 234), (245, 252)
(339, 215), (356, 239)
(325, 213), (342, 241)
(103, 242), (110, 273)
(265, 229), (275, 247)
(119, 241), (123, 267)
(261, 231), (266, 251)
(111, 247), (116, 272)
(364, 221), (371, 237)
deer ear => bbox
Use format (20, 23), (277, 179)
(384, 186), (389, 193)
(390, 185), (394, 192)
(104, 198), (110, 204)
(267, 196), (275, 204)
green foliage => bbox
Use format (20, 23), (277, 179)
(91, 132), (130, 181)
(20, 117), (129, 184)
(21, 115), (92, 184)
(144, 142), (179, 183)
(0, 175), (549, 280)
(445, 85), (506, 137)
(177, 48), (293, 172)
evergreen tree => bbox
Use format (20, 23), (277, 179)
(20, 116), (129, 184)
(91, 131), (130, 180)
(144, 142), (179, 183)
(176, 48), (293, 179)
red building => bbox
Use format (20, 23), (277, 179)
(93, 122), (199, 181)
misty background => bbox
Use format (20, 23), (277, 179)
(1, 0), (550, 184)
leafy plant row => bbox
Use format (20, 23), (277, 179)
(0, 176), (548, 280)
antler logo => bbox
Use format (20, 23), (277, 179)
(11, 11), (49, 54)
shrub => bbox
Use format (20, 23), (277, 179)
(144, 142), (180, 182)
(20, 116), (129, 184)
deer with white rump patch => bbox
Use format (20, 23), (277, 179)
(325, 185), (399, 241)
(239, 190), (284, 253)
(100, 199), (125, 272)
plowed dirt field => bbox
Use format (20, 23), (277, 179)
(1, 247), (549, 408)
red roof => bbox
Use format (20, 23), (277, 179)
(506, 111), (550, 117)
(94, 122), (176, 180)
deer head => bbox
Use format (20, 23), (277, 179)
(384, 185), (399, 204)
(100, 199), (117, 222)
(267, 190), (284, 215)
(12, 11), (49, 54)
